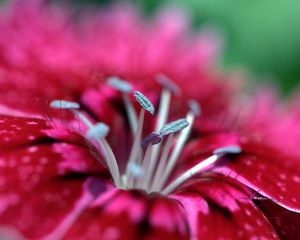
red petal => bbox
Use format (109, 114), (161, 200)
(0, 115), (51, 148)
(0, 115), (111, 238)
(63, 189), (190, 240)
(0, 142), (107, 239)
(173, 179), (279, 239)
(256, 199), (300, 240)
(214, 140), (300, 212)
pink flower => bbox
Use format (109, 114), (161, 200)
(0, 1), (299, 240)
(0, 84), (300, 239)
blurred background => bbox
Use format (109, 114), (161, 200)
(6, 0), (300, 95)
(73, 0), (300, 96)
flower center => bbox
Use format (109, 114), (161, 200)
(51, 75), (241, 195)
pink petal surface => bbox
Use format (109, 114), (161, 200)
(173, 179), (279, 239)
(0, 144), (105, 239)
(63, 189), (190, 240)
(214, 139), (300, 212)
(0, 115), (51, 148)
(0, 115), (109, 239)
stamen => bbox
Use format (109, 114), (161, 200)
(155, 112), (196, 191)
(124, 110), (145, 188)
(150, 134), (174, 191)
(87, 123), (110, 140)
(106, 77), (138, 134)
(155, 89), (171, 131)
(139, 132), (163, 190)
(213, 146), (242, 156)
(139, 119), (188, 191)
(50, 100), (93, 128)
(107, 77), (133, 93)
(141, 132), (162, 149)
(188, 100), (201, 117)
(51, 89), (234, 195)
(50, 100), (80, 110)
(162, 155), (219, 195)
(159, 119), (189, 137)
(156, 74), (181, 96)
(138, 144), (155, 189)
(99, 139), (121, 187)
(144, 81), (174, 190)
(128, 162), (144, 178)
(50, 100), (121, 187)
(122, 93), (138, 134)
(162, 145), (242, 194)
(134, 91), (155, 115)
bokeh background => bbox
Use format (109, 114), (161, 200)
(73, 0), (300, 95)
(11, 0), (300, 95)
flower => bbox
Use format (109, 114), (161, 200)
(0, 85), (299, 240)
(0, 1), (299, 240)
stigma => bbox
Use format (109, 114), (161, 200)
(51, 76), (241, 195)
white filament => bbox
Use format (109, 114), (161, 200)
(155, 112), (195, 191)
(143, 89), (171, 190)
(60, 108), (121, 187)
(150, 134), (174, 191)
(122, 93), (138, 134)
(162, 155), (219, 194)
(124, 110), (145, 188)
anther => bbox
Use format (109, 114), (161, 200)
(134, 91), (155, 115)
(162, 145), (242, 194)
(107, 77), (133, 93)
(141, 132), (162, 149)
(156, 74), (181, 96)
(188, 100), (201, 117)
(50, 100), (80, 110)
(107, 77), (138, 135)
(159, 119), (189, 137)
(50, 99), (93, 128)
(50, 100), (120, 187)
(87, 123), (110, 140)
(213, 146), (242, 156)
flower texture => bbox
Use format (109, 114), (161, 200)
(0, 1), (299, 240)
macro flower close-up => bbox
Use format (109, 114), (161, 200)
(0, 1), (300, 240)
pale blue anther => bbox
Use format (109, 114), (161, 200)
(159, 119), (189, 137)
(50, 100), (80, 110)
(134, 91), (155, 115)
(87, 123), (110, 140)
(213, 146), (242, 156)
(128, 163), (143, 178)
(107, 77), (133, 93)
(156, 74), (181, 96)
(188, 100), (201, 117)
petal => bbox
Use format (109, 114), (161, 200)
(0, 114), (88, 150)
(173, 179), (279, 240)
(256, 199), (300, 240)
(0, 143), (107, 239)
(0, 115), (51, 148)
(0, 115), (110, 238)
(213, 140), (300, 212)
(63, 189), (190, 240)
